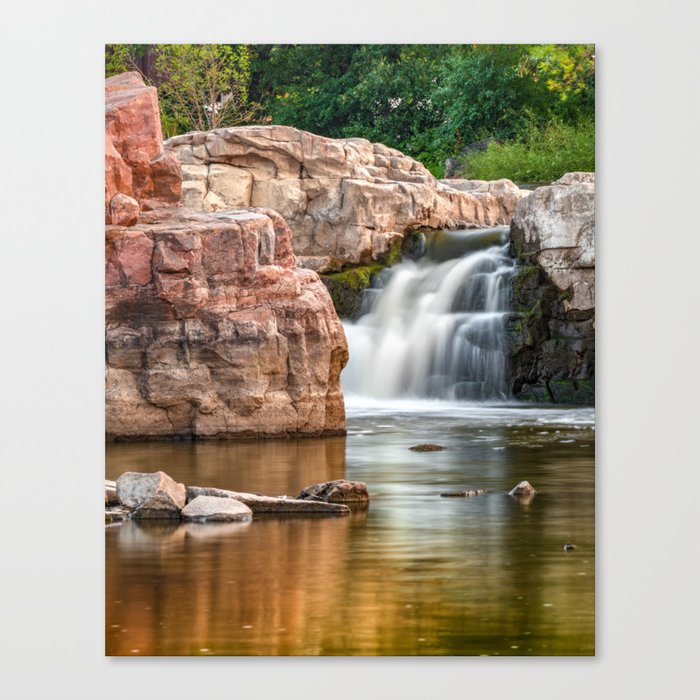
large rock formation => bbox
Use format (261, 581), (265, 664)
(165, 127), (525, 272)
(105, 73), (348, 439)
(507, 173), (595, 403)
(105, 72), (181, 222)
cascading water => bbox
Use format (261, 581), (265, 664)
(342, 226), (513, 401)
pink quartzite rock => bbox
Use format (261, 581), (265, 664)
(105, 72), (348, 440)
(109, 193), (140, 227)
(116, 471), (186, 519)
(105, 72), (181, 224)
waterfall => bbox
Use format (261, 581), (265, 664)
(342, 227), (513, 402)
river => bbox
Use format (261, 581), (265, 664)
(105, 400), (594, 655)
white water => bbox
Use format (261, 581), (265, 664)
(342, 228), (514, 401)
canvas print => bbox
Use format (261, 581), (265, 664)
(105, 44), (595, 656)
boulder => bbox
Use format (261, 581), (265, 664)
(166, 127), (526, 268)
(180, 495), (253, 522)
(409, 444), (445, 452)
(109, 193), (140, 227)
(510, 174), (595, 312)
(105, 72), (181, 223)
(297, 480), (370, 503)
(508, 480), (537, 497)
(116, 471), (186, 518)
(186, 486), (351, 515)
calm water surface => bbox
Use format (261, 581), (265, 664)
(106, 401), (595, 656)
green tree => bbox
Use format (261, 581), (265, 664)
(154, 44), (258, 131)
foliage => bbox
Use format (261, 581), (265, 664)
(105, 44), (595, 175)
(154, 44), (259, 132)
(461, 118), (595, 182)
(105, 44), (261, 136)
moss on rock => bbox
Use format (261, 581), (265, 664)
(321, 264), (385, 319)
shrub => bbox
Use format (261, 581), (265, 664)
(462, 118), (595, 183)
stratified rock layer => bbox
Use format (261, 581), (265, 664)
(166, 127), (525, 271)
(105, 73), (348, 439)
(507, 173), (595, 403)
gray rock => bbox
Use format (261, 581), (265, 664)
(186, 486), (351, 515)
(297, 480), (370, 503)
(180, 495), (253, 522)
(116, 471), (186, 519)
(509, 480), (537, 497)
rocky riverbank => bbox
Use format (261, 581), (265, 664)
(507, 172), (595, 403)
(105, 472), (370, 524)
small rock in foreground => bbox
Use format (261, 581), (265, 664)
(116, 471), (186, 519)
(298, 479), (370, 503)
(508, 480), (537, 497)
(409, 444), (446, 452)
(440, 489), (487, 498)
(181, 495), (253, 523)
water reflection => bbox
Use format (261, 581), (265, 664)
(106, 405), (594, 656)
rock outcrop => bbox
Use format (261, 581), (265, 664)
(105, 73), (348, 439)
(105, 72), (181, 223)
(507, 173), (595, 403)
(165, 127), (526, 272)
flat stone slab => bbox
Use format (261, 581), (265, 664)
(117, 471), (186, 519)
(186, 486), (350, 515)
(181, 495), (253, 522)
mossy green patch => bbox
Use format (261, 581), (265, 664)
(321, 264), (385, 319)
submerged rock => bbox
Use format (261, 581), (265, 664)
(181, 495), (253, 522)
(508, 480), (537, 497)
(409, 444), (446, 452)
(186, 486), (351, 515)
(297, 480), (370, 504)
(440, 489), (487, 498)
(563, 543), (576, 551)
(116, 471), (186, 519)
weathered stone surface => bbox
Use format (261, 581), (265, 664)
(180, 495), (253, 522)
(116, 471), (186, 519)
(105, 73), (348, 440)
(297, 480), (370, 503)
(109, 193), (140, 227)
(510, 173), (595, 312)
(105, 72), (181, 223)
(507, 173), (595, 404)
(509, 480), (537, 497)
(186, 485), (351, 515)
(166, 127), (526, 267)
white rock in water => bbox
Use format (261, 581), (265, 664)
(181, 495), (253, 522)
